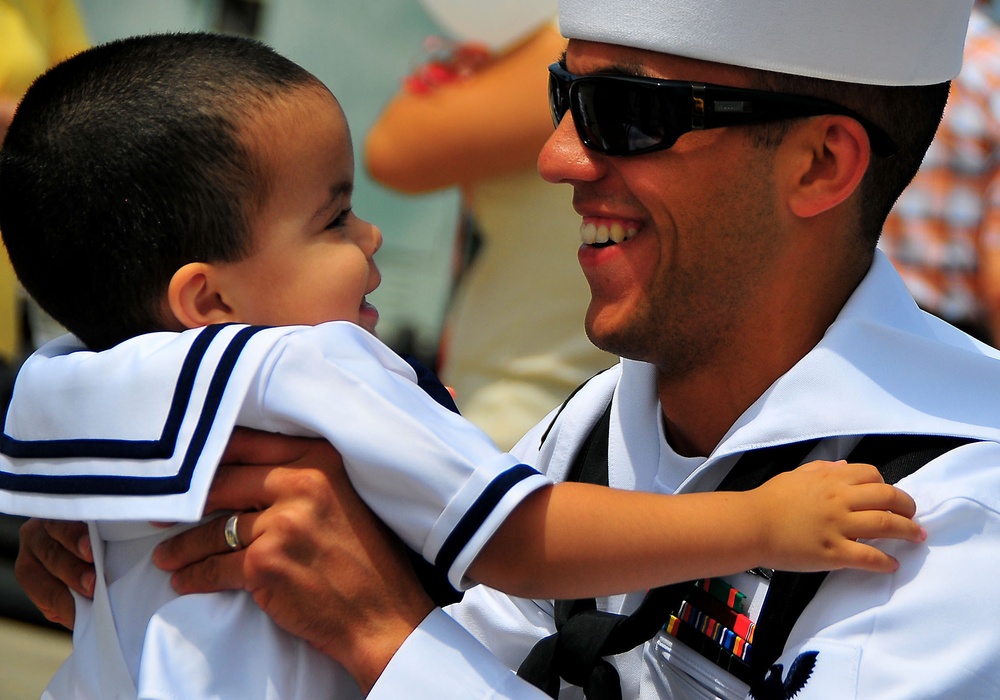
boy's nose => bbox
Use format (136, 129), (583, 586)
(354, 218), (382, 256)
(367, 223), (383, 256)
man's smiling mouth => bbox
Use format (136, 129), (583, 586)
(580, 221), (639, 246)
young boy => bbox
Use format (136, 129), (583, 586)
(0, 33), (921, 699)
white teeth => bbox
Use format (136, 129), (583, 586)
(580, 221), (640, 245)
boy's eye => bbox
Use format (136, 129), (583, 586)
(326, 207), (352, 229)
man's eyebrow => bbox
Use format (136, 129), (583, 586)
(556, 52), (651, 78)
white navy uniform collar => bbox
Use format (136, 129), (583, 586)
(715, 252), (1000, 451)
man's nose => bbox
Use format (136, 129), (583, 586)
(538, 112), (603, 185)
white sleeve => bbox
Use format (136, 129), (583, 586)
(241, 323), (552, 590)
(775, 441), (1000, 698)
(370, 609), (552, 699)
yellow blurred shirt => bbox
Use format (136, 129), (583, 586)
(0, 0), (89, 359)
(0, 0), (89, 94)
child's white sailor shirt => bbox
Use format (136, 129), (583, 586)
(0, 321), (551, 699)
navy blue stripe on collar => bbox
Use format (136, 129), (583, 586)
(0, 325), (267, 496)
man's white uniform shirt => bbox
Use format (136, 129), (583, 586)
(371, 252), (1000, 699)
(0, 322), (550, 699)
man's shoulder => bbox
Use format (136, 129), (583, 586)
(900, 438), (1000, 511)
(509, 364), (623, 470)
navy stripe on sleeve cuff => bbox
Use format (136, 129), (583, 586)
(434, 464), (541, 575)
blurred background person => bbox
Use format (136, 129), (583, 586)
(365, 0), (615, 449)
(879, 0), (1000, 344)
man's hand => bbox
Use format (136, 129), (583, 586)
(15, 518), (95, 629)
(153, 428), (434, 692)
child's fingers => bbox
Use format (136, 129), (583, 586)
(802, 460), (885, 484)
(845, 510), (926, 544)
(844, 482), (917, 518)
(831, 540), (901, 574)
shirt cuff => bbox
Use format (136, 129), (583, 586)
(369, 609), (550, 699)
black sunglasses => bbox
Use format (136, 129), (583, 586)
(548, 62), (897, 158)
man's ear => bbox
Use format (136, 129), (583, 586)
(167, 262), (237, 329)
(782, 116), (870, 219)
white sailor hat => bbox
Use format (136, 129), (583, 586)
(558, 0), (975, 85)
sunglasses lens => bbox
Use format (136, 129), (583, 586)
(590, 80), (682, 154)
(548, 66), (685, 155)
(548, 72), (570, 128)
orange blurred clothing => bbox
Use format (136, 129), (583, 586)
(879, 7), (1000, 343)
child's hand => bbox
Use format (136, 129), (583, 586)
(750, 460), (924, 574)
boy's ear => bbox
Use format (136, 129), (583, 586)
(782, 115), (870, 219)
(167, 262), (237, 329)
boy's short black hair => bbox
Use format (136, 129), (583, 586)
(0, 32), (324, 350)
